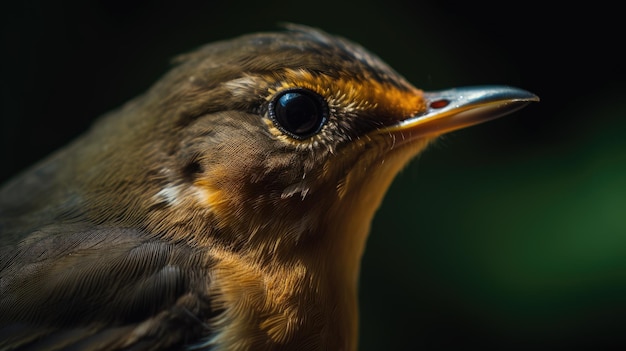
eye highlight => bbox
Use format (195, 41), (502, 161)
(268, 88), (329, 140)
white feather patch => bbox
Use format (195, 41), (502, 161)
(154, 185), (183, 206)
(223, 75), (263, 97)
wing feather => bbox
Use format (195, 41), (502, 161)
(0, 224), (216, 350)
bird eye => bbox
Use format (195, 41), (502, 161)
(269, 88), (328, 140)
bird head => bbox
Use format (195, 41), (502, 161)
(53, 25), (536, 281)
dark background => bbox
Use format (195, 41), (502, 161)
(2, 1), (625, 349)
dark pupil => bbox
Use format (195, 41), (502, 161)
(273, 91), (325, 138)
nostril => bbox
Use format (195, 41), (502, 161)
(429, 99), (450, 109)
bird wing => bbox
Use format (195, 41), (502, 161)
(0, 224), (215, 351)
(0, 162), (216, 350)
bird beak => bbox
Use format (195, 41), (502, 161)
(380, 85), (539, 138)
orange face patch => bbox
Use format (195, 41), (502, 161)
(267, 69), (426, 121)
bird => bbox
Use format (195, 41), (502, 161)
(0, 24), (537, 351)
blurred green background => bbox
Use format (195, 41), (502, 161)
(1, 0), (624, 349)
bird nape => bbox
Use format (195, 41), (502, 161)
(0, 24), (537, 351)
